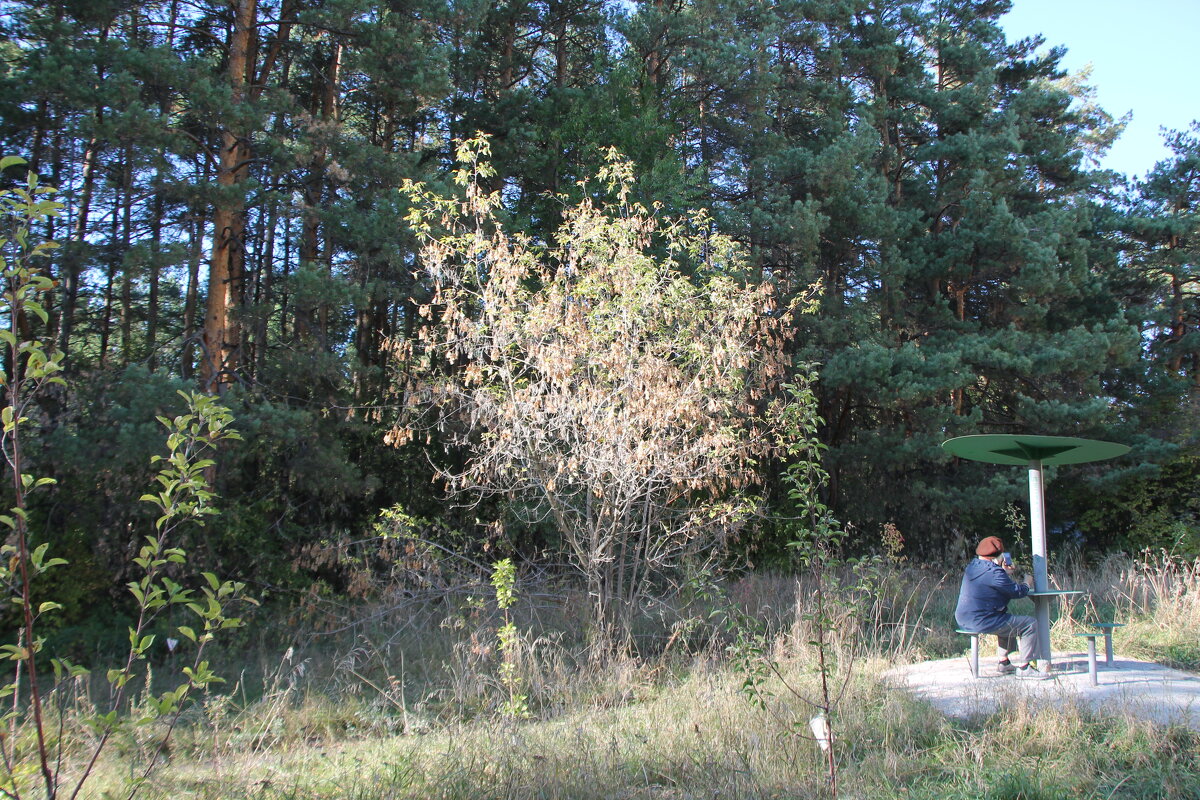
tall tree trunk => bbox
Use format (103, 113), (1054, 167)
(553, 5), (567, 91)
(119, 145), (135, 364)
(297, 39), (342, 349)
(280, 215), (292, 342)
(99, 185), (119, 368)
(166, 0), (180, 47)
(499, 10), (516, 91)
(181, 216), (204, 380)
(44, 119), (65, 344)
(201, 0), (257, 393)
(318, 42), (342, 344)
(27, 0), (63, 176)
(255, 186), (280, 377)
(59, 20), (112, 366)
(1166, 233), (1185, 376)
(147, 170), (164, 371)
(645, 0), (668, 91)
(58, 129), (104, 364)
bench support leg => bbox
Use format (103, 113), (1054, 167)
(1086, 638), (1098, 687)
(969, 634), (979, 678)
(1103, 633), (1114, 666)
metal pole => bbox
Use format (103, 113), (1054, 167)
(1028, 460), (1052, 669)
(1087, 638), (1098, 686)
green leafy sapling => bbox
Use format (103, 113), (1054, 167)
(0, 160), (255, 800)
(742, 377), (883, 800)
(490, 558), (529, 719)
(82, 390), (255, 800)
(776, 378), (844, 798)
(0, 157), (67, 798)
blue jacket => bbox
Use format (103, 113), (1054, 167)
(954, 558), (1030, 632)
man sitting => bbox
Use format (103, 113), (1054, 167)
(955, 536), (1039, 677)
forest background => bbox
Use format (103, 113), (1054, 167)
(0, 0), (1198, 654)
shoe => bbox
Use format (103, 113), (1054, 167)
(997, 662), (1016, 675)
(1014, 663), (1041, 679)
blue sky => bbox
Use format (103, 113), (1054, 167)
(1000, 0), (1200, 181)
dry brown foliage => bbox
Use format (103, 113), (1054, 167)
(390, 137), (792, 645)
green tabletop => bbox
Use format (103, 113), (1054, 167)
(1028, 590), (1084, 597)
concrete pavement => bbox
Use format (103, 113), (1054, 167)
(884, 652), (1200, 730)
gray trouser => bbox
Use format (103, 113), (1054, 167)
(988, 614), (1039, 665)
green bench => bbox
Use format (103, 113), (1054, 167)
(1089, 622), (1123, 665)
(1072, 622), (1123, 687)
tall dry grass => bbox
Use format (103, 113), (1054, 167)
(1040, 550), (1200, 669)
(17, 550), (1200, 799)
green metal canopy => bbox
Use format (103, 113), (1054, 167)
(941, 434), (1129, 466)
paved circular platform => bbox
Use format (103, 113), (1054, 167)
(884, 655), (1200, 730)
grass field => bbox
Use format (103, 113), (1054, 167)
(10, 550), (1200, 799)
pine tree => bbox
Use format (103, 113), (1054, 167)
(783, 1), (1139, 543)
(1130, 122), (1200, 390)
